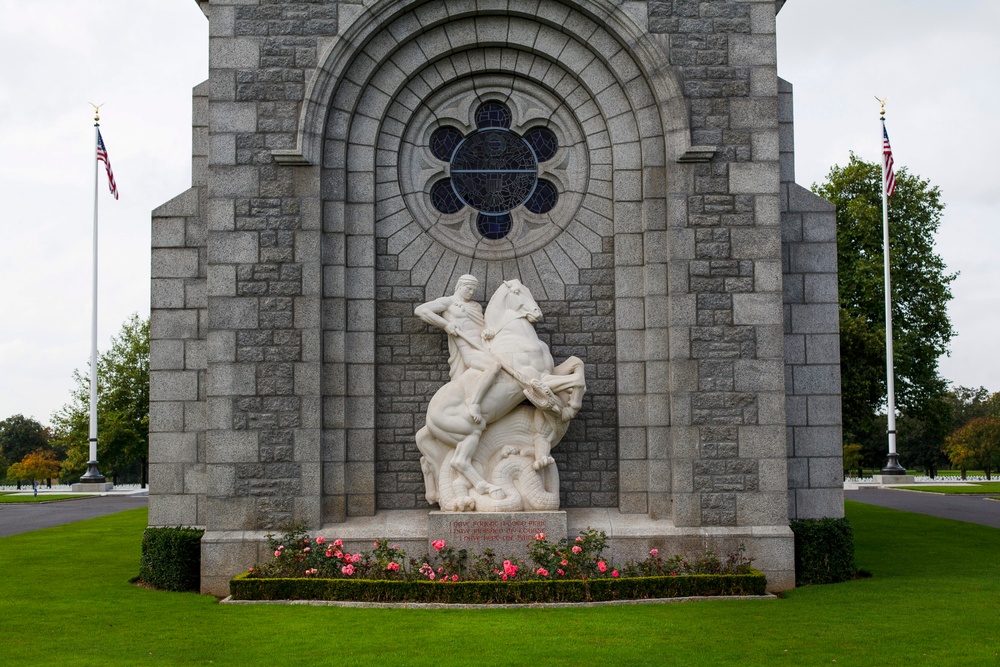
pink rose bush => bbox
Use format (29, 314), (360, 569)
(246, 526), (755, 584)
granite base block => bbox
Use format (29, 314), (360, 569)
(872, 475), (915, 484)
(71, 482), (114, 492)
(428, 511), (567, 558)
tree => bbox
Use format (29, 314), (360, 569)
(53, 314), (150, 486)
(944, 417), (1000, 480)
(7, 450), (61, 485)
(814, 155), (956, 465)
(842, 443), (863, 479)
(945, 386), (1000, 430)
(897, 395), (952, 477)
(0, 415), (52, 467)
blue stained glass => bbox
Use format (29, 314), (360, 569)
(524, 127), (559, 162)
(452, 130), (535, 171)
(474, 101), (512, 129)
(477, 213), (512, 240)
(424, 101), (562, 240)
(429, 126), (463, 161)
(431, 179), (463, 214)
(451, 129), (538, 214)
(525, 179), (558, 214)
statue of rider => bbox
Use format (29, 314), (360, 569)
(415, 275), (501, 424)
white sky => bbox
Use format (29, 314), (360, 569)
(1, 0), (996, 427)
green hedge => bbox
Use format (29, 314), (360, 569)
(790, 517), (856, 586)
(139, 526), (205, 592)
(229, 570), (767, 603)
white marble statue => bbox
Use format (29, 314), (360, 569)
(415, 276), (586, 512)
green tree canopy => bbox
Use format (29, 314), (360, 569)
(897, 394), (953, 477)
(945, 386), (1000, 429)
(53, 314), (150, 485)
(814, 154), (956, 464)
(0, 415), (52, 467)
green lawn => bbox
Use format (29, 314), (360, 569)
(896, 482), (1000, 495)
(0, 494), (92, 504)
(853, 469), (989, 478)
(0, 502), (998, 666)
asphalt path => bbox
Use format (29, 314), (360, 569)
(845, 487), (1000, 529)
(0, 495), (148, 538)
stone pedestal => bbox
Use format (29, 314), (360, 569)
(872, 475), (915, 485)
(428, 511), (567, 558)
(71, 482), (114, 492)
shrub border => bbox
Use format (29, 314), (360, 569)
(139, 526), (205, 592)
(790, 517), (856, 586)
(229, 570), (767, 604)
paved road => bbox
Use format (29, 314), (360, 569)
(0, 495), (148, 538)
(845, 487), (1000, 529)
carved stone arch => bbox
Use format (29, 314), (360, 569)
(280, 0), (692, 167)
(319, 2), (681, 520)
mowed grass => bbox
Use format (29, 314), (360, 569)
(897, 482), (1000, 495)
(0, 494), (92, 504)
(1, 502), (998, 666)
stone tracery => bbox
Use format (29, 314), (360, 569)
(427, 101), (560, 240)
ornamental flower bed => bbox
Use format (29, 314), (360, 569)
(229, 527), (767, 603)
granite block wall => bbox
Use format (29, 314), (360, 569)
(778, 77), (845, 520)
(149, 1), (836, 558)
(148, 79), (209, 527)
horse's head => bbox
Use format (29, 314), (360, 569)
(485, 279), (542, 331)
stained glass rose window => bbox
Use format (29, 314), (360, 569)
(430, 101), (559, 240)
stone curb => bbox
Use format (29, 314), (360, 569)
(219, 594), (777, 609)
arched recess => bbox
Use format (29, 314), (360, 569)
(279, 0), (692, 167)
(315, 0), (689, 523)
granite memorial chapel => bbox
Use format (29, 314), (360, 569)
(150, 0), (843, 595)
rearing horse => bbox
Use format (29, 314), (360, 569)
(416, 279), (585, 510)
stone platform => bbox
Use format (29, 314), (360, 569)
(871, 475), (916, 485)
(71, 482), (114, 492)
(199, 509), (794, 596)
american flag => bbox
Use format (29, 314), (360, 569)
(882, 123), (896, 198)
(97, 129), (118, 200)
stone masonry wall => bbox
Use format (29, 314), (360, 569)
(651, 0), (788, 527)
(148, 0), (820, 594)
(148, 80), (209, 527)
(777, 78), (845, 520)
(150, 0), (827, 535)
(200, 0), (330, 530)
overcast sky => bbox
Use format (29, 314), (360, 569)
(1, 0), (996, 427)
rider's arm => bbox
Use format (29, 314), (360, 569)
(414, 297), (453, 331)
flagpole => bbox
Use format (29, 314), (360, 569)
(878, 99), (905, 475)
(80, 105), (107, 485)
